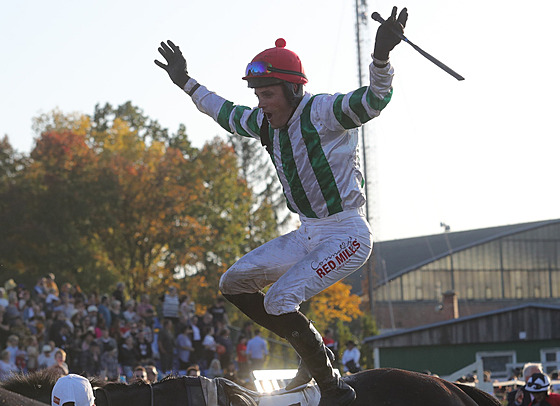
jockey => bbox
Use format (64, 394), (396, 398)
(51, 374), (95, 406)
(155, 7), (407, 406)
(525, 373), (560, 406)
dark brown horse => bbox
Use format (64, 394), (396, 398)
(2, 368), (501, 406)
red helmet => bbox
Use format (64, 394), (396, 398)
(243, 38), (308, 87)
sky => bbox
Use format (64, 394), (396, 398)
(1, 0), (559, 242)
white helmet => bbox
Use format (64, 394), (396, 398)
(526, 373), (551, 393)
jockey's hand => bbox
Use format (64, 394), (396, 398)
(373, 6), (408, 61)
(155, 40), (189, 89)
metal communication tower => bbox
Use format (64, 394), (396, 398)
(355, 0), (377, 316)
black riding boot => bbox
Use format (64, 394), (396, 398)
(284, 346), (336, 390)
(280, 312), (355, 406)
(222, 292), (285, 337)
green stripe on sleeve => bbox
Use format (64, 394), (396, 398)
(232, 106), (252, 137)
(217, 101), (235, 133)
(366, 88), (393, 111)
(333, 94), (358, 129)
(246, 109), (261, 136)
(349, 87), (370, 123)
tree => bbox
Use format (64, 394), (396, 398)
(0, 103), (277, 302)
(306, 281), (364, 333)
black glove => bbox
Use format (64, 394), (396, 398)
(154, 40), (189, 89)
(373, 6), (408, 61)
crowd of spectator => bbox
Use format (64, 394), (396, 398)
(0, 275), (253, 386)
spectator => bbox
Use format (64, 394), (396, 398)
(51, 322), (72, 351)
(4, 292), (20, 326)
(158, 319), (175, 373)
(136, 318), (153, 344)
(9, 316), (32, 343)
(179, 295), (195, 322)
(99, 341), (119, 381)
(122, 300), (138, 323)
(215, 328), (233, 369)
(236, 335), (249, 382)
(145, 364), (159, 383)
(24, 335), (40, 372)
(44, 273), (59, 297)
(119, 335), (138, 379)
(44, 288), (60, 315)
(323, 328), (338, 354)
(0, 349), (18, 380)
(109, 300), (122, 325)
(80, 340), (100, 377)
(241, 321), (254, 340)
(189, 315), (202, 365)
(52, 348), (69, 375)
(208, 297), (229, 330)
(161, 286), (180, 325)
(507, 363), (544, 406)
(135, 331), (153, 365)
(201, 326), (217, 371)
(0, 288), (8, 309)
(197, 312), (214, 335)
(186, 364), (201, 377)
(137, 294), (155, 324)
(70, 285), (86, 305)
(525, 372), (560, 406)
(86, 305), (98, 327)
(4, 335), (19, 365)
(341, 340), (361, 374)
(224, 361), (241, 385)
(551, 371), (560, 394)
(0, 308), (10, 347)
(131, 365), (149, 383)
(38, 344), (56, 369)
(97, 295), (112, 329)
(32, 279), (47, 303)
(97, 327), (118, 356)
(112, 283), (126, 307)
(246, 329), (268, 371)
(205, 358), (223, 379)
(176, 324), (194, 371)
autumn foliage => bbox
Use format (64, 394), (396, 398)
(1, 102), (364, 326)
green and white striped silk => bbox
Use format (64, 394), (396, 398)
(185, 61), (394, 219)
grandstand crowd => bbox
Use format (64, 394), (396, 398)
(0, 274), (251, 385)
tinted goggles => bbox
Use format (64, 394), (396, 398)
(245, 61), (307, 79)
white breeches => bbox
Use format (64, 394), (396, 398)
(219, 208), (373, 315)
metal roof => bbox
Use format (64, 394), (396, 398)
(345, 218), (560, 294)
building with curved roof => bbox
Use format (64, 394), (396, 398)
(349, 219), (560, 330)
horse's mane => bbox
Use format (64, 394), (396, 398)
(1, 369), (66, 404)
(1, 369), (60, 398)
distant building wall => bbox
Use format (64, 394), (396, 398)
(372, 298), (560, 330)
